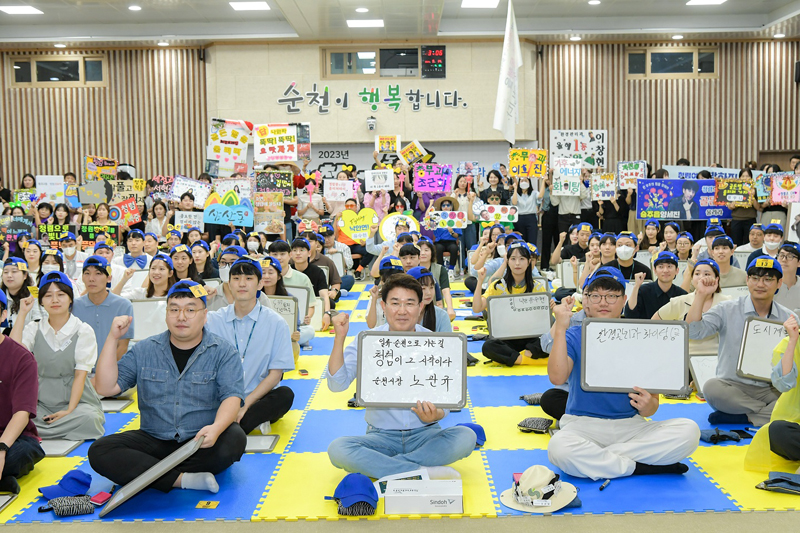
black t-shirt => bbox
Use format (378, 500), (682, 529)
(561, 243), (589, 261)
(603, 259), (652, 281)
(624, 282), (687, 320)
(170, 341), (199, 374)
(292, 262), (328, 296)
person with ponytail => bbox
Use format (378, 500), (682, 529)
(407, 267), (452, 333)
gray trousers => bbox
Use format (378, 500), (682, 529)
(703, 377), (780, 426)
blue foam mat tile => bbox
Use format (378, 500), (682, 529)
(467, 375), (553, 408)
(438, 408), (474, 427)
(288, 409), (368, 453)
(649, 403), (749, 447)
(280, 379), (318, 411)
(303, 336), (335, 356)
(483, 449), (738, 515)
(354, 300), (370, 310)
(67, 413), (139, 458)
(11, 453), (281, 523)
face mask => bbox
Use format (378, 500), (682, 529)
(219, 265), (230, 282)
(519, 181), (530, 190)
(61, 246), (76, 257)
(41, 265), (59, 275)
(247, 242), (260, 252)
(765, 240), (781, 250)
(617, 246), (635, 261)
(496, 245), (506, 256)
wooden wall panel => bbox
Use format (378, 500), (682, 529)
(0, 49), (206, 188)
(534, 41), (800, 170)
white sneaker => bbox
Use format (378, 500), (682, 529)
(258, 421), (271, 435)
(340, 289), (348, 298)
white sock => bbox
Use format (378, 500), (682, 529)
(259, 421), (271, 435)
(180, 472), (219, 493)
(425, 466), (461, 480)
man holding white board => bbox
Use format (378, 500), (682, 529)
(687, 255), (797, 426)
(547, 267), (700, 481)
(325, 274), (476, 480)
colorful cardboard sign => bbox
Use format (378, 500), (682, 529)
(253, 123), (310, 163)
(207, 118), (251, 177)
(423, 210), (468, 230)
(323, 179), (357, 201)
(551, 157), (582, 197)
(254, 192), (285, 234)
(173, 211), (205, 233)
(110, 179), (146, 204)
(36, 175), (65, 204)
(475, 204), (518, 224)
(213, 178), (252, 202)
(169, 176), (212, 208)
(715, 178), (753, 207)
(375, 135), (400, 155)
(78, 180), (112, 205)
(151, 175), (175, 200)
(770, 173), (800, 204)
(65, 185), (80, 208)
(337, 208), (380, 242)
(255, 170), (294, 198)
(457, 161), (485, 180)
(84, 156), (118, 182)
(636, 178), (732, 221)
(398, 140), (427, 166)
(203, 191), (254, 227)
(755, 173), (773, 203)
(13, 189), (40, 211)
(37, 224), (77, 248)
(1, 216), (35, 243)
(413, 163), (453, 193)
(617, 160), (647, 189)
(364, 169), (393, 191)
(109, 198), (142, 226)
(508, 148), (544, 178)
(378, 212), (421, 241)
(549, 130), (607, 169)
(78, 224), (118, 250)
(591, 172), (617, 201)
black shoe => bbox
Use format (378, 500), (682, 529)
(347, 394), (358, 408)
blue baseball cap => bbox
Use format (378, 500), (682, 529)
(24, 239), (43, 251)
(417, 235), (433, 247)
(151, 253), (174, 270)
(170, 244), (192, 256)
(677, 231), (695, 244)
(291, 237), (311, 250)
(38, 270), (73, 291)
(82, 255), (111, 275)
(653, 250), (680, 267)
(187, 226), (202, 234)
(321, 224), (335, 236)
(747, 255), (783, 277)
(4, 257), (29, 272)
(232, 257), (263, 277)
(764, 222), (785, 235)
(59, 231), (77, 242)
(39, 470), (92, 500)
(313, 233), (325, 245)
(220, 245), (247, 258)
(528, 243), (540, 257)
(616, 231), (638, 246)
(694, 258), (720, 275)
(394, 219), (410, 228)
(144, 232), (159, 241)
(191, 240), (210, 251)
(704, 225), (725, 237)
(645, 219), (660, 229)
(409, 230), (421, 237)
(750, 223), (764, 233)
(456, 422), (486, 446)
(167, 279), (208, 306)
(94, 242), (114, 254)
(222, 233), (240, 242)
(42, 248), (64, 261)
(711, 235), (734, 249)
(664, 221), (680, 234)
(167, 229), (182, 239)
(0, 288), (6, 310)
(260, 256), (282, 274)
(576, 222), (593, 234)
(396, 232), (413, 241)
(506, 241), (531, 256)
(127, 229), (145, 240)
(379, 255), (404, 272)
(780, 242), (800, 260)
(583, 266), (626, 291)
(332, 473), (378, 510)
(407, 266), (433, 281)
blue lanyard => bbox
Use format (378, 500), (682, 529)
(234, 305), (261, 360)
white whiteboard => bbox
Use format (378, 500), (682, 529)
(486, 292), (552, 339)
(319, 265), (330, 285)
(581, 318), (688, 394)
(129, 269), (149, 290)
(559, 261), (584, 289)
(286, 286), (311, 317)
(689, 355), (718, 399)
(734, 251), (752, 269)
(674, 260), (689, 285)
(737, 317), (786, 382)
(267, 295), (298, 332)
(205, 278), (223, 293)
(328, 252), (346, 277)
(720, 285), (749, 298)
(634, 251), (652, 274)
(356, 331), (467, 408)
(625, 280), (652, 298)
(130, 298), (168, 342)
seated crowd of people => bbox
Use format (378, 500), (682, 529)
(2, 155), (800, 501)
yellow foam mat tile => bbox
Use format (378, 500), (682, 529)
(252, 451), (495, 521)
(0, 457), (85, 524)
(691, 445), (800, 511)
(286, 356), (330, 380)
(257, 409), (304, 455)
(358, 291), (372, 301)
(308, 379), (358, 411)
(660, 392), (706, 405)
(472, 406), (551, 451)
(467, 353), (549, 377)
(335, 300), (358, 311)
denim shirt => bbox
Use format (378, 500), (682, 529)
(117, 328), (245, 442)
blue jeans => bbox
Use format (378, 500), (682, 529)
(298, 324), (315, 346)
(327, 423), (476, 479)
(340, 274), (355, 292)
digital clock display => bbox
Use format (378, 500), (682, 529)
(421, 45), (446, 79)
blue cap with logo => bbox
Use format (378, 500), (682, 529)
(711, 235), (734, 249)
(167, 279), (208, 306)
(747, 255), (783, 277)
(220, 245), (247, 258)
(653, 250), (680, 267)
(583, 266), (626, 291)
(407, 266), (433, 281)
(694, 258), (720, 275)
(379, 255), (404, 272)
(616, 231), (638, 246)
(780, 242), (800, 260)
(127, 229), (145, 240)
(38, 271), (73, 291)
(645, 219), (660, 229)
(151, 253), (174, 270)
(82, 255), (111, 275)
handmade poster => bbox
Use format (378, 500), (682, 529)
(37, 224), (77, 248)
(151, 175), (175, 200)
(508, 148), (536, 178)
(324, 179), (357, 201)
(84, 156), (118, 182)
(715, 178), (753, 207)
(110, 179), (146, 204)
(413, 163), (453, 193)
(476, 204), (518, 224)
(254, 123), (310, 163)
(78, 180), (112, 205)
(65, 185), (80, 208)
(109, 198), (142, 225)
(379, 212), (420, 241)
(13, 189), (39, 211)
(423, 210), (468, 230)
(551, 157), (582, 197)
(398, 140), (427, 166)
(173, 211), (205, 233)
(213, 178), (252, 202)
(770, 173), (800, 204)
(204, 159), (220, 178)
(255, 170), (294, 198)
(254, 192), (285, 234)
(637, 178), (732, 221)
(529, 149), (548, 178)
(617, 160), (647, 189)
(591, 173), (617, 201)
(1, 216), (35, 243)
(364, 169), (394, 191)
(755, 173), (773, 203)
(78, 224), (118, 250)
(457, 161), (485, 180)
(169, 176), (212, 208)
(662, 165), (740, 180)
(375, 135), (400, 155)
(36, 175), (65, 204)
(549, 130), (607, 169)
(207, 118), (251, 176)
(337, 208), (380, 242)
(203, 191), (254, 227)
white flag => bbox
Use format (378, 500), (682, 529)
(492, 0), (523, 144)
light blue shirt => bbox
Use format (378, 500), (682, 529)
(772, 360), (798, 393)
(206, 302), (294, 396)
(73, 291), (134, 356)
(540, 310), (585, 392)
(326, 323), (450, 430)
(432, 305), (452, 333)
